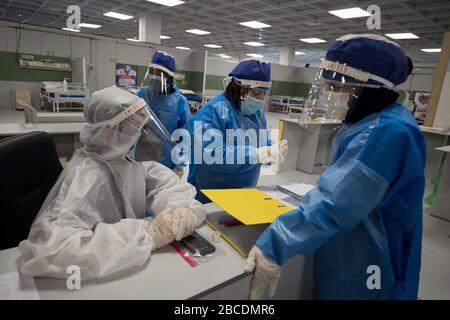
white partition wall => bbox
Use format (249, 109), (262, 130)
(433, 60), (450, 128)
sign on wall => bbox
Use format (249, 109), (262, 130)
(413, 92), (431, 125)
(115, 63), (137, 88)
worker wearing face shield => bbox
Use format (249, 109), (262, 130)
(187, 59), (288, 203)
(135, 51), (191, 178)
(246, 34), (425, 300)
(18, 86), (205, 280)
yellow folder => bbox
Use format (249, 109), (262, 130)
(201, 189), (294, 225)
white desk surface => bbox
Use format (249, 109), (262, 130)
(280, 118), (342, 125)
(0, 206), (247, 300)
(420, 126), (450, 136)
(0, 110), (86, 135)
(258, 168), (319, 186)
(36, 112), (84, 119)
(280, 121), (450, 134)
(435, 145), (450, 153)
(0, 110), (85, 122)
(0, 123), (86, 136)
(0, 170), (312, 300)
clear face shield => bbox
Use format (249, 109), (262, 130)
(298, 60), (394, 127)
(90, 98), (173, 161)
(223, 76), (272, 116)
(141, 67), (173, 96)
(134, 107), (174, 162)
(303, 76), (362, 123)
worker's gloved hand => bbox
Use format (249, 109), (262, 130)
(245, 245), (282, 300)
(146, 212), (175, 251)
(174, 166), (184, 179)
(279, 139), (288, 159)
(256, 139), (288, 164)
(170, 207), (198, 241)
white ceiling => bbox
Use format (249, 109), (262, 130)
(1, 0), (449, 65)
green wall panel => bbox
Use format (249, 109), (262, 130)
(397, 90), (416, 102)
(136, 65), (148, 85)
(2, 49), (411, 103)
(176, 70), (204, 91)
(205, 73), (312, 97)
(0, 51), (71, 82)
(0, 51), (205, 93)
(0, 52), (9, 80)
(271, 81), (311, 97)
(205, 74), (225, 90)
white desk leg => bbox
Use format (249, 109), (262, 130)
(209, 255), (314, 300)
(297, 126), (321, 174)
(296, 125), (340, 175)
(73, 133), (82, 151)
(431, 152), (450, 222)
(279, 121), (302, 172)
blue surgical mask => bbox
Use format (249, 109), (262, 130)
(241, 96), (264, 116)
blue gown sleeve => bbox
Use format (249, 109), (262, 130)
(190, 105), (263, 174)
(257, 120), (410, 265)
(177, 95), (192, 129)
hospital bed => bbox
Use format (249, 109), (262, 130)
(179, 89), (203, 112)
(269, 95), (289, 113)
(287, 97), (305, 118)
(40, 82), (89, 112)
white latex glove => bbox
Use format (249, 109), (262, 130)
(174, 166), (184, 179)
(279, 139), (288, 159)
(146, 212), (175, 251)
(170, 207), (198, 241)
(256, 139), (288, 164)
(245, 245), (282, 300)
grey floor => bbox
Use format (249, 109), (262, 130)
(421, 186), (450, 300)
(265, 111), (450, 300)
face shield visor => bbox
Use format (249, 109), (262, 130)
(299, 59), (395, 127)
(90, 98), (173, 162)
(223, 77), (271, 116)
(141, 67), (173, 96)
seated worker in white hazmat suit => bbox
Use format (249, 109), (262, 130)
(18, 86), (206, 280)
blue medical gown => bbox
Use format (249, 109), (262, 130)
(187, 93), (269, 203)
(257, 102), (426, 299)
(136, 86), (191, 169)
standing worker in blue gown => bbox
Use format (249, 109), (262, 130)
(187, 59), (288, 203)
(135, 51), (191, 177)
(245, 34), (426, 300)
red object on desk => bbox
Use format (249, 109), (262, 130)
(218, 219), (243, 226)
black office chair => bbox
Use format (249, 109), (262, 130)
(0, 132), (63, 250)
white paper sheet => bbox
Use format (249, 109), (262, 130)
(277, 183), (316, 199)
(261, 188), (292, 201)
(0, 271), (40, 300)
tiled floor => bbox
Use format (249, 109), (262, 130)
(265, 111), (450, 300)
(421, 202), (450, 299)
